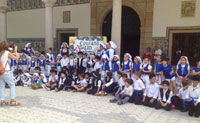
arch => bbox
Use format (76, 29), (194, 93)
(97, 1), (145, 35)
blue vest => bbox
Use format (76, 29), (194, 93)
(25, 48), (33, 55)
(102, 61), (110, 71)
(39, 60), (45, 67)
(87, 62), (91, 68)
(11, 59), (17, 67)
(46, 59), (50, 65)
(112, 61), (119, 72)
(31, 61), (36, 67)
(161, 64), (175, 79)
(141, 64), (150, 75)
(155, 62), (162, 73)
(177, 64), (188, 77)
(61, 49), (68, 56)
(132, 63), (140, 73)
(57, 59), (61, 67)
(106, 48), (116, 59)
(122, 61), (130, 71)
(193, 67), (200, 72)
(99, 50), (105, 60)
(22, 59), (27, 65)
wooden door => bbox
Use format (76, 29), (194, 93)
(172, 33), (200, 66)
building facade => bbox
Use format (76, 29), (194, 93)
(0, 0), (200, 65)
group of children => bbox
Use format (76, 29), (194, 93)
(9, 41), (200, 118)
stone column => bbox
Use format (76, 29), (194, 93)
(111, 0), (122, 56)
(0, 5), (8, 42)
(42, 0), (55, 52)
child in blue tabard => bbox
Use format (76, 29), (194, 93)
(192, 60), (200, 76)
(30, 56), (37, 74)
(56, 54), (62, 72)
(112, 55), (121, 82)
(161, 56), (176, 95)
(106, 41), (117, 61)
(122, 53), (132, 78)
(131, 56), (142, 81)
(175, 56), (190, 90)
(101, 54), (112, 82)
(10, 53), (18, 72)
(98, 42), (106, 60)
(140, 57), (152, 87)
(69, 53), (75, 75)
(19, 54), (29, 71)
(47, 48), (55, 67)
(24, 43), (34, 56)
(154, 55), (163, 86)
(60, 42), (69, 57)
(37, 55), (46, 74)
(45, 54), (51, 76)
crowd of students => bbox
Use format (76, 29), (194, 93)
(8, 41), (200, 118)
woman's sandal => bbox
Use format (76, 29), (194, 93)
(1, 101), (9, 107)
(10, 100), (21, 106)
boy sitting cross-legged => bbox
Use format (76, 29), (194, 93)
(110, 79), (134, 105)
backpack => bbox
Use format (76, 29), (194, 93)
(0, 55), (8, 76)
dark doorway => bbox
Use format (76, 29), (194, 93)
(172, 33), (200, 66)
(56, 28), (78, 53)
(102, 6), (141, 59)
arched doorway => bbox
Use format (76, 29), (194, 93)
(102, 6), (141, 59)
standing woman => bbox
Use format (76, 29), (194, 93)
(0, 41), (20, 106)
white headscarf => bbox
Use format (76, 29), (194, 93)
(108, 41), (117, 49)
(177, 56), (190, 68)
(125, 53), (132, 62)
(33, 73), (39, 77)
(25, 43), (31, 48)
(61, 42), (69, 48)
(102, 54), (109, 60)
(135, 56), (142, 63)
(113, 55), (119, 60)
(57, 54), (62, 58)
(100, 42), (106, 49)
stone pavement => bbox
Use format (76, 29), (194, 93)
(0, 87), (199, 123)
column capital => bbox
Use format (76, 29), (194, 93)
(0, 6), (8, 13)
(42, 0), (56, 7)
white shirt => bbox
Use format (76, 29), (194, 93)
(122, 86), (134, 96)
(83, 58), (87, 68)
(118, 77), (125, 88)
(69, 58), (75, 66)
(188, 85), (200, 102)
(107, 48), (114, 61)
(94, 61), (102, 71)
(144, 83), (159, 99)
(158, 89), (173, 104)
(78, 79), (88, 87)
(105, 78), (114, 87)
(154, 49), (162, 59)
(61, 57), (69, 67)
(0, 51), (10, 71)
(94, 79), (102, 88)
(49, 75), (58, 83)
(59, 77), (66, 85)
(140, 63), (152, 71)
(177, 88), (189, 99)
(134, 79), (145, 91)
